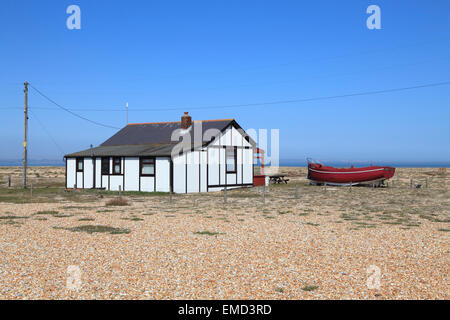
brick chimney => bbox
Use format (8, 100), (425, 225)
(181, 112), (192, 129)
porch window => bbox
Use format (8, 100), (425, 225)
(226, 147), (237, 173)
(112, 157), (121, 175)
(76, 158), (83, 172)
(140, 157), (155, 176)
(101, 157), (110, 175)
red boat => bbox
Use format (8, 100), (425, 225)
(307, 160), (395, 186)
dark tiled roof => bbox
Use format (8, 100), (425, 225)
(65, 119), (255, 158)
(101, 120), (234, 146)
(65, 143), (177, 158)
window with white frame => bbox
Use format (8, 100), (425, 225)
(112, 157), (121, 175)
(76, 158), (83, 172)
(140, 157), (155, 176)
(226, 147), (237, 173)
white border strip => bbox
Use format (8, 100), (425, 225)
(309, 168), (385, 174)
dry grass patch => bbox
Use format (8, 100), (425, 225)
(0, 215), (29, 220)
(54, 225), (130, 235)
(34, 210), (60, 216)
(274, 286), (285, 293)
(106, 197), (129, 206)
(1, 220), (23, 226)
(33, 210), (73, 218)
(302, 285), (319, 292)
(53, 214), (74, 218)
(61, 205), (93, 210)
(194, 231), (223, 236)
(122, 216), (144, 221)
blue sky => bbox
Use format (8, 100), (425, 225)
(1, 0), (449, 165)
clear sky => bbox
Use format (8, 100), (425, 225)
(1, 0), (449, 165)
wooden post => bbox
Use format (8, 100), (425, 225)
(410, 178), (413, 189)
(73, 184), (76, 192)
(295, 184), (299, 199)
(30, 183), (33, 197)
(425, 178), (428, 189)
(8, 175), (11, 188)
(262, 185), (266, 204)
(119, 185), (122, 196)
(23, 82), (28, 189)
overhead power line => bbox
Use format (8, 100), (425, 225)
(145, 35), (450, 79)
(0, 106), (126, 111)
(28, 83), (120, 129)
(29, 109), (66, 157)
(127, 80), (450, 112)
(15, 80), (450, 115)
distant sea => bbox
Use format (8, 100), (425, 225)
(279, 160), (450, 168)
(0, 159), (65, 167)
(0, 159), (449, 168)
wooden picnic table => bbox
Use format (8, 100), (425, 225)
(269, 174), (289, 184)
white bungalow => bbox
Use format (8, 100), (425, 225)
(64, 112), (256, 193)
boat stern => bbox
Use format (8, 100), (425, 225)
(382, 167), (396, 180)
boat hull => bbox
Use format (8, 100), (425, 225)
(307, 163), (395, 185)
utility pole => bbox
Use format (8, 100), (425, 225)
(23, 81), (28, 189)
(126, 102), (128, 124)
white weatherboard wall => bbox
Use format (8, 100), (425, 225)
(102, 175), (108, 190)
(236, 148), (242, 185)
(95, 158), (101, 188)
(156, 157), (170, 192)
(125, 157), (139, 191)
(207, 147), (219, 186)
(243, 148), (253, 184)
(200, 151), (207, 192)
(227, 172), (237, 185)
(83, 158), (94, 189)
(173, 153), (186, 193)
(141, 177), (154, 192)
(66, 158), (75, 188)
(219, 148), (225, 185)
(109, 176), (123, 191)
(76, 171), (83, 188)
(186, 151), (200, 193)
